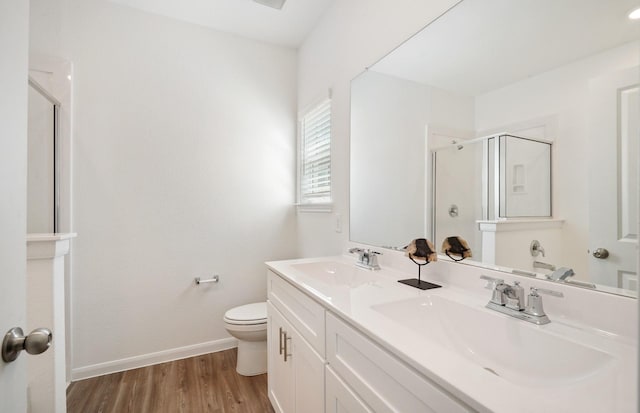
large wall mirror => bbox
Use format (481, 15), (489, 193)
(350, 0), (640, 297)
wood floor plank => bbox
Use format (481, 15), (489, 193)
(67, 349), (275, 413)
(194, 354), (219, 412)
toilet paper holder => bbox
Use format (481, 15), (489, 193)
(195, 275), (219, 285)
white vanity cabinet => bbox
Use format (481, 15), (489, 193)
(326, 313), (471, 413)
(267, 271), (325, 413)
(325, 366), (373, 413)
(267, 268), (471, 413)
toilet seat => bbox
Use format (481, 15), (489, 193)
(224, 302), (267, 325)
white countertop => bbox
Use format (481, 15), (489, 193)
(266, 255), (637, 413)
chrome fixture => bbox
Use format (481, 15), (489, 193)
(529, 240), (545, 257)
(348, 248), (381, 270)
(511, 269), (536, 277)
(480, 275), (563, 325)
(565, 279), (597, 289)
(592, 248), (609, 259)
(547, 267), (575, 282)
(195, 275), (219, 285)
(533, 260), (555, 271)
(2, 327), (52, 363)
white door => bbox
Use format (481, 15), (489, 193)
(0, 0), (30, 410)
(588, 66), (639, 291)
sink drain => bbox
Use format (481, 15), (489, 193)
(483, 367), (500, 377)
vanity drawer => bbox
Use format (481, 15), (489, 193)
(267, 270), (325, 356)
(326, 313), (471, 413)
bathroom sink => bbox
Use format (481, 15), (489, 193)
(292, 261), (378, 288)
(371, 295), (613, 387)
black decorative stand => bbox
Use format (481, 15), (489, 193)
(398, 257), (442, 290)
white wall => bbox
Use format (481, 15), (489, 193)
(31, 0), (299, 377)
(0, 0), (29, 410)
(297, 0), (461, 257)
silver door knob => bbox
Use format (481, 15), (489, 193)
(2, 327), (52, 363)
(592, 248), (609, 259)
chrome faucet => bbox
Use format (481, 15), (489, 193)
(533, 260), (555, 271)
(547, 267), (574, 281)
(480, 275), (563, 325)
(348, 248), (381, 270)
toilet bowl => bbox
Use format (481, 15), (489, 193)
(224, 302), (267, 376)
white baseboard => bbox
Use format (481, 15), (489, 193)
(71, 337), (238, 381)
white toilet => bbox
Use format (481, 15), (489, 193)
(224, 302), (268, 376)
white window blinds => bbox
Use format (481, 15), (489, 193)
(299, 99), (331, 205)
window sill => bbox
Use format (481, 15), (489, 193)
(295, 203), (333, 213)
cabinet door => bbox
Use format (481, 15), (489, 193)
(268, 302), (294, 413)
(291, 326), (324, 413)
(326, 366), (373, 413)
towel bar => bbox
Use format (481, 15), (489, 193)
(195, 275), (219, 285)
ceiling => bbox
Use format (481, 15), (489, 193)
(108, 0), (335, 47)
(372, 0), (640, 96)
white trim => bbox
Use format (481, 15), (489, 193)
(28, 53), (75, 384)
(27, 232), (77, 242)
(70, 337), (238, 381)
(477, 218), (564, 232)
(28, 77), (62, 106)
(26, 234), (76, 259)
(296, 203), (333, 213)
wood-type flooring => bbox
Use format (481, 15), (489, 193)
(66, 348), (274, 413)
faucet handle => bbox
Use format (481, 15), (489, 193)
(480, 275), (507, 305)
(348, 247), (364, 254)
(525, 287), (563, 319)
(531, 287), (564, 298)
(530, 240), (545, 257)
(480, 275), (503, 290)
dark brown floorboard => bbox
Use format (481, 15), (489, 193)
(67, 348), (274, 413)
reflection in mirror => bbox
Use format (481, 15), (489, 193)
(27, 79), (59, 233)
(349, 0), (639, 296)
(433, 134), (551, 264)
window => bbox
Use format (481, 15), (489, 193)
(298, 98), (331, 208)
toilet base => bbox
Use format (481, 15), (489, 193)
(236, 340), (267, 376)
